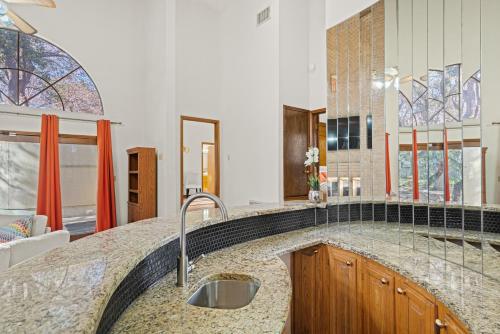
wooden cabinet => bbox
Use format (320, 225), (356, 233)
(328, 247), (361, 334)
(291, 245), (469, 334)
(127, 147), (157, 223)
(292, 245), (331, 334)
(362, 260), (396, 334)
(395, 276), (436, 334)
(436, 302), (469, 334)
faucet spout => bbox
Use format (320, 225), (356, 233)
(177, 192), (228, 287)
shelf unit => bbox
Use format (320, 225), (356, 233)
(127, 147), (157, 223)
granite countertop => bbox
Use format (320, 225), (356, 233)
(0, 202), (499, 334)
(0, 202), (317, 334)
(111, 222), (500, 334)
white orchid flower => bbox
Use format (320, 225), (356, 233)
(304, 147), (320, 166)
(312, 147), (319, 163)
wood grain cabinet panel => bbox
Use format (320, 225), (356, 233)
(328, 247), (360, 334)
(363, 260), (395, 334)
(436, 302), (469, 334)
(395, 276), (436, 334)
(292, 245), (322, 334)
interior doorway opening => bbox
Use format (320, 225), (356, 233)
(283, 106), (327, 201)
(180, 116), (220, 211)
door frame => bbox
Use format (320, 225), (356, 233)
(180, 116), (220, 205)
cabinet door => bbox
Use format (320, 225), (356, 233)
(329, 247), (360, 334)
(395, 277), (436, 334)
(293, 245), (321, 334)
(363, 261), (395, 334)
(436, 302), (469, 334)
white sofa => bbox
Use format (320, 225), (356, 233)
(0, 215), (70, 272)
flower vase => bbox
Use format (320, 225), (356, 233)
(308, 190), (321, 203)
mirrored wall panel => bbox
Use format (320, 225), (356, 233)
(326, 2), (386, 236)
(326, 0), (500, 278)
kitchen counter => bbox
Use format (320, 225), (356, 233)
(0, 202), (318, 334)
(0, 202), (498, 334)
(111, 222), (500, 334)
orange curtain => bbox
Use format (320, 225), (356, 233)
(36, 115), (63, 231)
(444, 129), (450, 202)
(385, 133), (392, 196)
(96, 120), (117, 232)
(412, 129), (420, 201)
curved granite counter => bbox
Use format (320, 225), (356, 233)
(0, 203), (499, 334)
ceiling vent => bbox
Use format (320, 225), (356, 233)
(257, 6), (271, 26)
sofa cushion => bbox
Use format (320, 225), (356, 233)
(32, 215), (48, 236)
(9, 230), (70, 267)
(0, 216), (34, 243)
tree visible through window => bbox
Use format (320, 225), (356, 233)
(0, 28), (103, 115)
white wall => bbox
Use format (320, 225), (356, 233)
(279, 0), (310, 110)
(309, 0), (327, 110)
(176, 0), (222, 121)
(142, 0), (177, 219)
(325, 0), (378, 28)
(219, 0), (281, 206)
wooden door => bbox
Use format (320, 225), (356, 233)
(318, 122), (327, 167)
(328, 247), (360, 334)
(363, 261), (395, 334)
(395, 276), (436, 334)
(436, 302), (469, 334)
(284, 106), (310, 200)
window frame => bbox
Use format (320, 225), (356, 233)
(0, 28), (104, 115)
(0, 130), (97, 145)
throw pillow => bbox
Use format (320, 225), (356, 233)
(0, 216), (34, 244)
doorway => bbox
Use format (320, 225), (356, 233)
(283, 106), (327, 200)
(180, 116), (220, 210)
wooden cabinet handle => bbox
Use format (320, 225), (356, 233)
(345, 261), (353, 266)
(396, 287), (406, 295)
(435, 319), (447, 329)
(380, 278), (389, 285)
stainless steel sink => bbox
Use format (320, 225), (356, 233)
(187, 278), (260, 309)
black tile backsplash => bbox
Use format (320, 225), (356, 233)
(429, 207), (444, 228)
(339, 204), (349, 222)
(374, 203), (386, 221)
(483, 210), (500, 234)
(327, 204), (338, 223)
(414, 206), (428, 226)
(349, 203), (361, 221)
(362, 203), (374, 221)
(400, 205), (413, 225)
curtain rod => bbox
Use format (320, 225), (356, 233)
(0, 110), (123, 125)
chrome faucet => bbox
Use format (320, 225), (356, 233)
(177, 192), (228, 287)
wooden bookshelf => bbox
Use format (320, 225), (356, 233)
(127, 147), (157, 223)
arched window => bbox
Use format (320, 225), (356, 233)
(0, 28), (103, 115)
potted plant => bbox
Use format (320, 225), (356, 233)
(305, 147), (321, 203)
